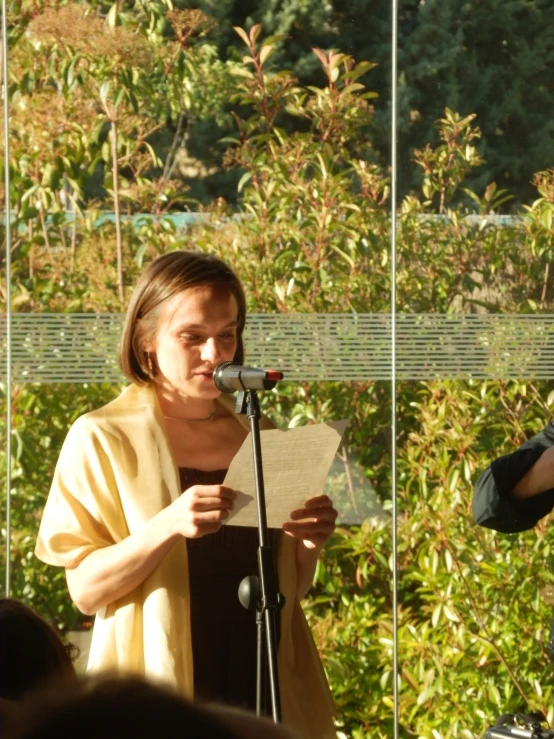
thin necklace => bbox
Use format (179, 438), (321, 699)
(163, 406), (219, 423)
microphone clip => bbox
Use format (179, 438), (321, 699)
(235, 390), (247, 415)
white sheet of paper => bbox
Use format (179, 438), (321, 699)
(223, 420), (348, 528)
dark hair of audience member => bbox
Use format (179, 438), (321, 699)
(9, 676), (244, 739)
(0, 598), (77, 701)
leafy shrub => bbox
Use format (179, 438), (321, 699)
(1, 9), (554, 738)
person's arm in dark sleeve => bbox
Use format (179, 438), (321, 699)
(473, 423), (554, 533)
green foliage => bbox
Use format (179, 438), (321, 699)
(0, 383), (123, 631)
(1, 2), (234, 305)
(395, 0), (554, 204)
(193, 28), (388, 314)
(304, 380), (554, 737)
(107, 0), (554, 206)
(414, 109), (484, 214)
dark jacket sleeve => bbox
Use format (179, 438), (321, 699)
(473, 422), (554, 533)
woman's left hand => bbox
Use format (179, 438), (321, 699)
(282, 494), (338, 551)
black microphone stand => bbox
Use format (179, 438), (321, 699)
(235, 388), (285, 722)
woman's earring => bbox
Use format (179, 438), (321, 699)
(147, 352), (154, 376)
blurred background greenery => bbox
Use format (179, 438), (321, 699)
(1, 2), (553, 737)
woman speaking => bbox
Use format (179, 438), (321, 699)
(35, 250), (337, 738)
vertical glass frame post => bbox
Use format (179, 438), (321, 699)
(2, 0), (12, 596)
(390, 0), (399, 736)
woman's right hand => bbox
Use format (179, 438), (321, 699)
(170, 484), (236, 538)
(66, 484), (236, 614)
(65, 484), (236, 615)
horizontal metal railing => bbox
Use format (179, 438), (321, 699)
(1, 313), (553, 383)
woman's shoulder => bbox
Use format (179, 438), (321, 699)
(68, 384), (157, 439)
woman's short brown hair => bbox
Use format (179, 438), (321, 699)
(119, 250), (247, 385)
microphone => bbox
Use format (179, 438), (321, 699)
(213, 361), (284, 393)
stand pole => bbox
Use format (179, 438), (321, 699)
(256, 605), (266, 713)
(236, 389), (283, 723)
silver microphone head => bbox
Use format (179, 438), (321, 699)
(213, 361), (234, 392)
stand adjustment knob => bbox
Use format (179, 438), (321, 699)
(238, 575), (260, 611)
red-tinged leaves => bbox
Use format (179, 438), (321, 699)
(233, 25), (250, 47)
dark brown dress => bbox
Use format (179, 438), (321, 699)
(180, 468), (281, 711)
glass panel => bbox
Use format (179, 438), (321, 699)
(396, 1), (554, 735)
(2, 3), (396, 736)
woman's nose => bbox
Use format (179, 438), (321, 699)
(201, 338), (222, 363)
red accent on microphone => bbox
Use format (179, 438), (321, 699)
(266, 370), (284, 381)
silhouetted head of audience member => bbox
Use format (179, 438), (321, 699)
(0, 598), (77, 702)
(7, 675), (244, 739)
(4, 674), (300, 739)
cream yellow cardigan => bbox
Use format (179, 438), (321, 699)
(35, 383), (337, 739)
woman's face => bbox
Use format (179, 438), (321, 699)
(147, 284), (239, 402)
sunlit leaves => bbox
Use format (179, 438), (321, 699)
(2, 10), (554, 737)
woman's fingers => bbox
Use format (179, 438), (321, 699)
(288, 503), (338, 522)
(282, 497), (337, 547)
(184, 508), (231, 538)
(192, 484), (236, 501)
(180, 487), (337, 540)
(281, 519), (335, 537)
(184, 484), (236, 510)
(195, 508), (230, 522)
(189, 496), (234, 511)
(304, 494), (332, 509)
(174, 484), (237, 538)
(281, 527), (331, 549)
